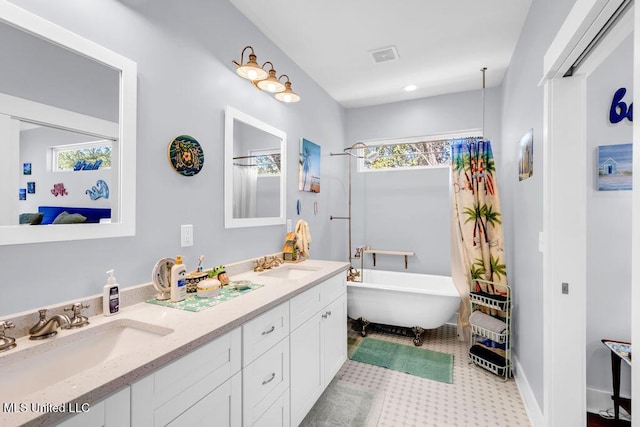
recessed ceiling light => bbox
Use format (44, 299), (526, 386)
(403, 84), (417, 92)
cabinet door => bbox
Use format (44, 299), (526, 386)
(56, 386), (130, 427)
(322, 293), (347, 384)
(289, 313), (323, 427)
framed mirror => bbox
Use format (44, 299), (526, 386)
(224, 106), (286, 228)
(0, 1), (137, 245)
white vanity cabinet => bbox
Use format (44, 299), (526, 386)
(289, 274), (347, 426)
(55, 386), (130, 427)
(242, 302), (290, 427)
(130, 328), (242, 426)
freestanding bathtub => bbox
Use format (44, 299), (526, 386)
(346, 269), (460, 345)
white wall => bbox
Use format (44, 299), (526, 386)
(0, 0), (348, 316)
(499, 0), (578, 414)
(586, 34), (633, 409)
(344, 88), (501, 276)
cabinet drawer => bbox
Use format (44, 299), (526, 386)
(321, 274), (345, 306)
(243, 337), (289, 426)
(253, 389), (289, 427)
(242, 302), (289, 366)
(131, 328), (241, 426)
(154, 328), (241, 406)
(166, 371), (241, 427)
(290, 285), (323, 330)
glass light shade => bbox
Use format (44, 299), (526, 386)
(256, 69), (285, 93)
(275, 81), (300, 103)
(236, 53), (268, 81)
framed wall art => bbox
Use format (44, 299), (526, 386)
(299, 138), (321, 193)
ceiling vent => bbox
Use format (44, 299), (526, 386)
(369, 46), (399, 64)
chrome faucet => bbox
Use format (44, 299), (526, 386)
(29, 309), (71, 340)
(0, 321), (16, 352)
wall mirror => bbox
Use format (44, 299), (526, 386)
(224, 106), (286, 228)
(0, 1), (137, 245)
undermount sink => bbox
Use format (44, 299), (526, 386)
(258, 264), (321, 280)
(0, 319), (173, 400)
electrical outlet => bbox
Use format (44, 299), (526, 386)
(181, 224), (193, 247)
(287, 219), (292, 233)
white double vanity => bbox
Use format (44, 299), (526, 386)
(0, 259), (348, 426)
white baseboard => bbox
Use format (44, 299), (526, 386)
(513, 355), (544, 427)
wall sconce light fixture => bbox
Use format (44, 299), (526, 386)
(233, 46), (301, 103)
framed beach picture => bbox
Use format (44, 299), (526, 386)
(597, 143), (632, 191)
(23, 162), (32, 175)
(27, 182), (35, 194)
(299, 138), (321, 193)
(518, 129), (533, 181)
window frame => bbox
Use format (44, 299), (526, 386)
(357, 129), (482, 173)
(51, 139), (113, 172)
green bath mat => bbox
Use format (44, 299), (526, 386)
(350, 337), (454, 384)
(300, 379), (384, 427)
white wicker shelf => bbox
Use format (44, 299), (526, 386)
(468, 292), (509, 312)
(469, 279), (512, 380)
(468, 350), (510, 377)
(470, 324), (508, 344)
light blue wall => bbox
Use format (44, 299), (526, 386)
(1, 0), (348, 316)
(344, 89), (502, 275)
(499, 0), (578, 411)
(586, 34), (633, 402)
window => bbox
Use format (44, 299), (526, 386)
(249, 148), (281, 176)
(358, 130), (481, 172)
(52, 140), (112, 172)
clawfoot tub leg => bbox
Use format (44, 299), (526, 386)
(412, 326), (424, 346)
(358, 317), (370, 337)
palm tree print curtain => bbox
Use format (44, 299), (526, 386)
(450, 138), (507, 340)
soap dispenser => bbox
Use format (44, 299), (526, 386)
(170, 255), (187, 302)
(103, 270), (120, 316)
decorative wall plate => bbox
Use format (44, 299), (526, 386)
(168, 135), (204, 176)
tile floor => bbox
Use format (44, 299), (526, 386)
(336, 321), (531, 427)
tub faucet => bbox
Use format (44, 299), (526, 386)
(29, 309), (71, 340)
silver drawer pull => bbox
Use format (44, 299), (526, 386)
(262, 372), (276, 385)
(326, 310), (332, 316)
(322, 313), (328, 319)
(261, 325), (275, 335)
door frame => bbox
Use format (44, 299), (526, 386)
(541, 0), (636, 425)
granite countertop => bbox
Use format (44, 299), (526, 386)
(0, 258), (349, 427)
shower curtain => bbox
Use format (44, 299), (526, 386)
(233, 165), (257, 218)
(450, 139), (507, 341)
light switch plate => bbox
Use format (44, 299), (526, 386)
(181, 224), (193, 247)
